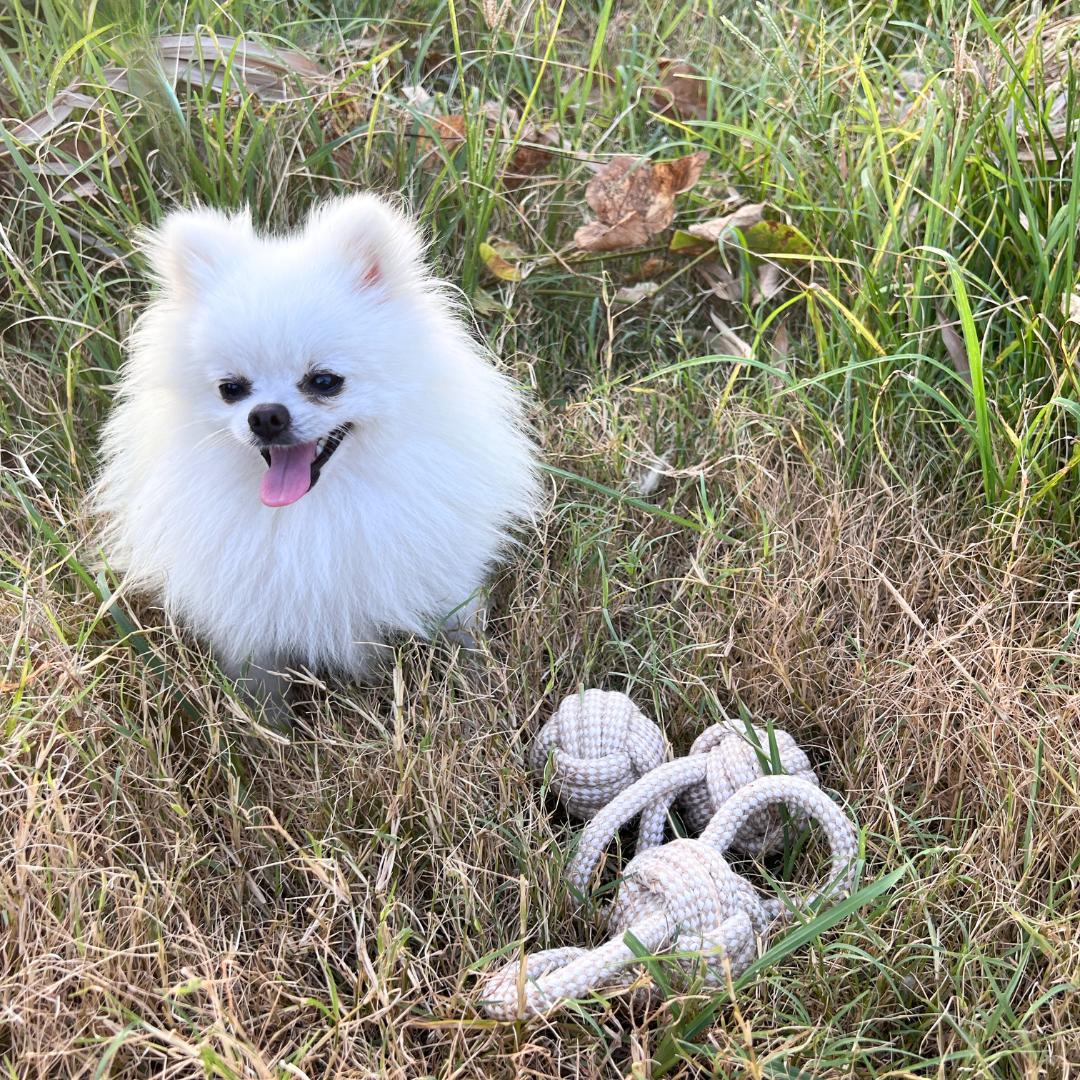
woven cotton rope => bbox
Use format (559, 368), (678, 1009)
(480, 690), (859, 1020)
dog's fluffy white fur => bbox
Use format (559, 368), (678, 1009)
(92, 195), (539, 688)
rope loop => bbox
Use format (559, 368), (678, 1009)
(679, 724), (818, 852)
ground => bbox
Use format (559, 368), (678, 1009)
(3, 0), (1080, 1076)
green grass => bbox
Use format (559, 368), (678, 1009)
(4, 0), (1080, 1075)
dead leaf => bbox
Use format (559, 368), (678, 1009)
(480, 243), (522, 281)
(480, 238), (531, 282)
(629, 256), (676, 282)
(653, 60), (709, 121)
(699, 261), (741, 302)
(503, 123), (560, 189)
(506, 143), (552, 179)
(1063, 290), (1080, 324)
(574, 213), (650, 252)
(6, 35), (326, 199)
(401, 83), (434, 110)
(416, 113), (467, 167)
(937, 306), (972, 386)
(158, 34), (327, 101)
(687, 203), (765, 244)
(487, 237), (527, 261)
(576, 151), (706, 252)
(614, 281), (661, 304)
(708, 312), (753, 359)
(587, 153), (706, 229)
(10, 91), (97, 143)
(559, 70), (615, 112)
(5, 71), (129, 200)
(472, 288), (506, 315)
(403, 45), (451, 76)
(8, 68), (126, 145)
(758, 263), (783, 300)
(772, 317), (789, 361)
(669, 230), (711, 256)
(740, 219), (814, 260)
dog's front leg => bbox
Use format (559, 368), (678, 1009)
(221, 656), (294, 732)
(438, 590), (488, 651)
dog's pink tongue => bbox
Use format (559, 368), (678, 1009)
(260, 442), (319, 507)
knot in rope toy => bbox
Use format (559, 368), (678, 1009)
(527, 688), (669, 823)
(679, 723), (818, 851)
(480, 692), (858, 1020)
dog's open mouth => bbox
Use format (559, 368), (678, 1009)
(259, 424), (353, 508)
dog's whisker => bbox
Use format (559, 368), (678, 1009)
(190, 428), (237, 454)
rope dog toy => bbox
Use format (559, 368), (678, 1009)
(480, 690), (858, 1020)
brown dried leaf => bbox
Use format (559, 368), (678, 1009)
(630, 256), (676, 282)
(772, 316), (789, 362)
(574, 214), (651, 252)
(480, 242), (523, 282)
(416, 114), (467, 168)
(401, 83), (434, 111)
(708, 311), (753, 359)
(503, 145), (551, 185)
(503, 124), (559, 189)
(585, 155), (644, 223)
(1016, 117), (1069, 162)
(937, 306), (972, 386)
(8, 69), (126, 145)
(10, 91), (97, 142)
(758, 263), (783, 300)
(688, 202), (765, 244)
(582, 151), (706, 248)
(5, 70), (130, 200)
(698, 261), (741, 302)
(771, 315), (790, 391)
(402, 46), (451, 76)
(614, 281), (661, 304)
(158, 34), (327, 101)
(653, 60), (709, 121)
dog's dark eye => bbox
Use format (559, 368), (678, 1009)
(305, 372), (345, 396)
(219, 379), (251, 403)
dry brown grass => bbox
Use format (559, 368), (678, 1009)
(4, 373), (1080, 1076)
(7, 1), (1080, 1074)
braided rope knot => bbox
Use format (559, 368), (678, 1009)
(679, 724), (818, 852)
(480, 838), (762, 1020)
(479, 696), (860, 1020)
(527, 690), (669, 844)
(480, 774), (857, 1019)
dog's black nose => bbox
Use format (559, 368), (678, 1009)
(248, 403), (291, 441)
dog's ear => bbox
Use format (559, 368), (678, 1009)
(305, 195), (425, 297)
(146, 207), (253, 301)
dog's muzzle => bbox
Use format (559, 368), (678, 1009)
(260, 423), (354, 492)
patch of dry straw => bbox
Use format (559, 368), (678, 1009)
(3, 391), (1080, 1075)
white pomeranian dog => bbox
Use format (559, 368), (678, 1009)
(92, 195), (539, 714)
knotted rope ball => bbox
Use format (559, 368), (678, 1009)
(528, 688), (670, 849)
(678, 723), (818, 851)
(479, 692), (859, 1020)
(480, 838), (758, 1020)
